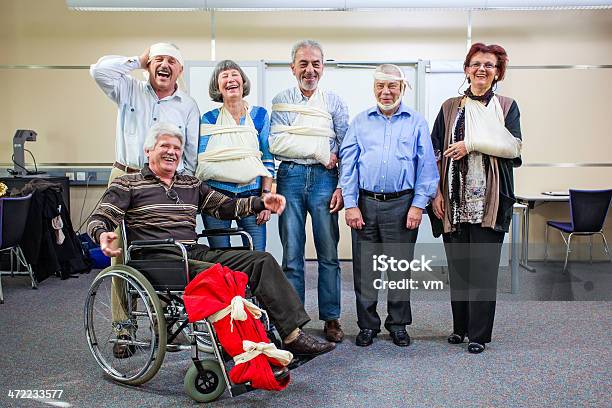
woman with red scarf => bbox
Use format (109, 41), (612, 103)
(430, 43), (522, 354)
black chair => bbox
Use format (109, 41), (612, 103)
(0, 194), (36, 303)
(544, 189), (612, 272)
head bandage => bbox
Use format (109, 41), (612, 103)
(148, 43), (184, 67)
(373, 64), (411, 112)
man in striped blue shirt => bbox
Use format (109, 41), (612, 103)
(270, 40), (349, 343)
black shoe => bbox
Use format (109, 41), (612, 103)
(283, 332), (336, 357)
(355, 329), (377, 347)
(113, 334), (136, 359)
(272, 366), (290, 381)
(468, 342), (486, 354)
(389, 329), (411, 347)
(447, 333), (465, 344)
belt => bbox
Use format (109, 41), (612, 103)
(113, 161), (140, 174)
(360, 189), (413, 201)
(281, 161), (324, 167)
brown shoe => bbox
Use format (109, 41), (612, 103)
(323, 319), (345, 343)
(283, 332), (336, 357)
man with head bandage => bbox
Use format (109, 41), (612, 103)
(90, 43), (200, 353)
(339, 64), (439, 348)
(269, 40), (349, 343)
(91, 42), (199, 177)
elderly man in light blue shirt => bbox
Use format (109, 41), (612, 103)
(91, 43), (200, 177)
(340, 64), (439, 348)
(270, 40), (349, 343)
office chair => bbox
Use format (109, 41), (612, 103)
(544, 189), (612, 272)
(0, 194), (36, 303)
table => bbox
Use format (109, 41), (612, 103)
(511, 204), (527, 293)
(515, 193), (569, 272)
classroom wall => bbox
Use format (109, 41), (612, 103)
(2, 0), (611, 260)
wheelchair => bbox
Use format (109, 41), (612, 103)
(83, 227), (288, 402)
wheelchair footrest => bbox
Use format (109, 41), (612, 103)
(230, 383), (253, 397)
(287, 355), (316, 371)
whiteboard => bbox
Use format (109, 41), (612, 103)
(187, 61), (418, 124)
(425, 60), (465, 126)
(264, 64), (417, 121)
(186, 59), (509, 265)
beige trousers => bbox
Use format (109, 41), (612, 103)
(108, 166), (130, 328)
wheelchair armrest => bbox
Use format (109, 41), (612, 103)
(198, 227), (254, 251)
(198, 227), (244, 237)
(130, 238), (175, 246)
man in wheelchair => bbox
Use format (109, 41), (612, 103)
(87, 122), (336, 361)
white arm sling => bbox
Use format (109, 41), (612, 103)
(270, 89), (334, 165)
(464, 96), (521, 159)
(196, 104), (271, 184)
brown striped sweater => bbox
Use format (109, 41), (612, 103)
(87, 164), (265, 245)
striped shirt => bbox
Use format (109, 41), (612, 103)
(198, 105), (275, 193)
(87, 165), (264, 245)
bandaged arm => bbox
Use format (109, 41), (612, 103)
(464, 101), (522, 159)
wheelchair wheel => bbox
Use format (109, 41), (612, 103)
(184, 359), (227, 403)
(84, 265), (167, 385)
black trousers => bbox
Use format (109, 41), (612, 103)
(139, 246), (310, 339)
(352, 193), (418, 332)
(443, 223), (504, 344)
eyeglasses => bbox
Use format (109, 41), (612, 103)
(166, 188), (183, 205)
(469, 62), (497, 70)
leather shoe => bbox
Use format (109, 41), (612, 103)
(323, 320), (344, 343)
(468, 342), (486, 354)
(447, 333), (465, 344)
(113, 334), (136, 359)
(283, 332), (335, 357)
(272, 366), (289, 381)
(355, 329), (377, 347)
(389, 329), (411, 347)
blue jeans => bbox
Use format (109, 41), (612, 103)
(202, 189), (266, 252)
(276, 162), (341, 321)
